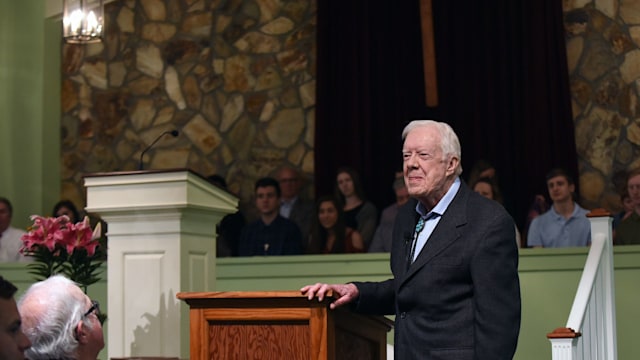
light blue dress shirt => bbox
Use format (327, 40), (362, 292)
(411, 177), (461, 262)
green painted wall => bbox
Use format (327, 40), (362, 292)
(0, 1), (60, 230)
(215, 247), (640, 360)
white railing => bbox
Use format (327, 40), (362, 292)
(548, 210), (617, 360)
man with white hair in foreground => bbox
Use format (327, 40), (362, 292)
(18, 275), (104, 360)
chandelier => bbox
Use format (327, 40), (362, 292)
(62, 0), (104, 44)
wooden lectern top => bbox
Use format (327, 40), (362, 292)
(177, 290), (333, 302)
(178, 290), (324, 299)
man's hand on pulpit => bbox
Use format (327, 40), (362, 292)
(300, 282), (359, 309)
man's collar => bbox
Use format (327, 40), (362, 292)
(415, 177), (461, 218)
(550, 201), (580, 219)
(261, 212), (280, 225)
(281, 196), (299, 205)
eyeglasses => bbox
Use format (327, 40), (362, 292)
(83, 300), (100, 318)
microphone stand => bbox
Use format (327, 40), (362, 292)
(138, 130), (179, 170)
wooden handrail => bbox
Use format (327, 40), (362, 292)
(547, 327), (581, 339)
(586, 208), (611, 218)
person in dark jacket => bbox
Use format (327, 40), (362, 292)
(238, 177), (303, 256)
(302, 120), (521, 359)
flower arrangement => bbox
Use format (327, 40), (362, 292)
(20, 215), (104, 292)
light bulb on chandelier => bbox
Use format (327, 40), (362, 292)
(62, 0), (104, 44)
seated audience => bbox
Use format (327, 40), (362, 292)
(52, 200), (81, 223)
(614, 167), (640, 245)
(527, 168), (591, 248)
(369, 174), (409, 253)
(467, 159), (497, 188)
(207, 175), (246, 257)
(0, 276), (32, 360)
(308, 196), (364, 254)
(472, 177), (522, 247)
(468, 158), (520, 218)
(0, 197), (30, 262)
(334, 167), (378, 250)
(238, 177), (303, 256)
(18, 275), (104, 360)
(472, 176), (504, 204)
(522, 194), (549, 247)
(274, 165), (314, 242)
(612, 190), (633, 230)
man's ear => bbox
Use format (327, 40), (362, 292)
(75, 320), (88, 344)
(446, 156), (459, 176)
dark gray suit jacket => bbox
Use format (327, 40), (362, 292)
(354, 182), (521, 360)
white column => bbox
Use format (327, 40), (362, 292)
(85, 170), (237, 359)
(550, 338), (578, 360)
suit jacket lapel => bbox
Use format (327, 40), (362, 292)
(400, 184), (469, 284)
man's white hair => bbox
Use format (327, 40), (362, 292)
(402, 120), (463, 176)
(18, 275), (88, 360)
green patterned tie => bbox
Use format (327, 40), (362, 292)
(408, 217), (426, 265)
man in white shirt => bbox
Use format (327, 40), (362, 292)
(0, 197), (29, 262)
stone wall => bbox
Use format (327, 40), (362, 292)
(565, 0), (640, 210)
(61, 0), (316, 213)
(60, 0), (640, 215)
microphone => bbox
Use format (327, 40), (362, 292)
(403, 232), (412, 245)
(138, 130), (179, 170)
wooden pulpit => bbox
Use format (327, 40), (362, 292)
(176, 291), (393, 360)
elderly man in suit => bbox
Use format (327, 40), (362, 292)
(302, 120), (521, 359)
